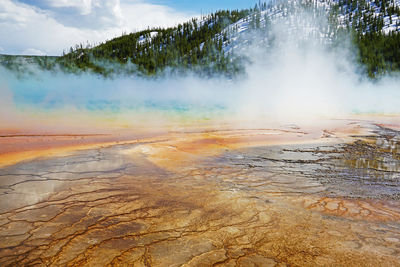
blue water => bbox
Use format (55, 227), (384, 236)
(4, 72), (231, 115)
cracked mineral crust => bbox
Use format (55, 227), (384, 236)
(1, 119), (400, 266)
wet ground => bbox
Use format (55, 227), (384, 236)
(1, 119), (400, 266)
(225, 124), (400, 200)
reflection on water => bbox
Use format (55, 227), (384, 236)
(222, 125), (400, 200)
(1, 123), (400, 266)
(344, 137), (400, 173)
(337, 127), (400, 198)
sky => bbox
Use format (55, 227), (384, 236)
(0, 0), (258, 56)
(148, 1), (259, 13)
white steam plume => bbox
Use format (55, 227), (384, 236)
(0, 1), (399, 133)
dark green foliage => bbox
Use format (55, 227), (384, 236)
(355, 31), (400, 77)
(56, 9), (252, 76)
(336, 0), (400, 77)
(0, 55), (58, 76)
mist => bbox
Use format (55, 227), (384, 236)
(1, 4), (400, 134)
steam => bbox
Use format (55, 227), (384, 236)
(0, 79), (19, 129)
(1, 2), (400, 134)
(233, 2), (400, 123)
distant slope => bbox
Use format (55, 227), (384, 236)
(57, 9), (253, 76)
(338, 0), (400, 76)
(219, 0), (400, 77)
(0, 55), (57, 74)
(1, 0), (400, 78)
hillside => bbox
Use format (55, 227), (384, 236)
(1, 0), (400, 78)
(0, 55), (57, 75)
(56, 9), (253, 77)
(339, 0), (400, 76)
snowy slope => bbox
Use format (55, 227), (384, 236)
(219, 0), (338, 53)
(217, 0), (400, 54)
(337, 0), (400, 34)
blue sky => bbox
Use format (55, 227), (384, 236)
(0, 0), (260, 56)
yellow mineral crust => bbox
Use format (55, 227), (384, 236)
(1, 117), (400, 266)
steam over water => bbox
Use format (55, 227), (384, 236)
(1, 4), (400, 133)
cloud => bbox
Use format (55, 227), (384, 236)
(45, 0), (95, 15)
(0, 0), (194, 55)
(22, 48), (46, 56)
(32, 0), (125, 29)
(119, 1), (196, 32)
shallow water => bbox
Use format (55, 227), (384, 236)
(1, 120), (400, 266)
